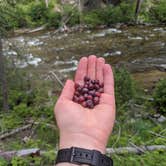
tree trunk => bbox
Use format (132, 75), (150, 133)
(79, 0), (102, 12)
(109, 0), (121, 6)
(45, 0), (49, 8)
(135, 0), (143, 21)
(0, 38), (9, 111)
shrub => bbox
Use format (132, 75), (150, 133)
(28, 1), (50, 25)
(149, 0), (166, 23)
(63, 5), (80, 26)
(153, 79), (166, 114)
(82, 2), (135, 27)
(114, 68), (136, 107)
(83, 9), (104, 27)
(14, 5), (29, 28)
(47, 11), (62, 28)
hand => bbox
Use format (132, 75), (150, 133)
(54, 55), (116, 154)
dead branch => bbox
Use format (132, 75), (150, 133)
(0, 124), (32, 140)
(1, 145), (166, 160)
(49, 71), (64, 87)
(0, 122), (57, 140)
(106, 145), (166, 155)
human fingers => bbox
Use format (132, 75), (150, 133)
(103, 64), (114, 95)
(59, 79), (75, 100)
(75, 57), (88, 85)
(96, 57), (105, 83)
(87, 55), (97, 80)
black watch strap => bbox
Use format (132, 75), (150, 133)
(55, 147), (113, 166)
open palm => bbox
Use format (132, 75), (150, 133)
(54, 55), (115, 153)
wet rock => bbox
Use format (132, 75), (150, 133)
(128, 36), (143, 40)
(103, 51), (122, 57)
(93, 32), (106, 37)
(157, 115), (166, 123)
(104, 28), (122, 34)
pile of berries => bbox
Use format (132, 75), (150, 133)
(72, 76), (104, 109)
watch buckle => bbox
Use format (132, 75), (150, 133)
(70, 147), (76, 163)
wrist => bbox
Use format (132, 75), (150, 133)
(59, 132), (106, 154)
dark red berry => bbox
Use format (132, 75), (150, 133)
(86, 100), (94, 108)
(84, 76), (90, 82)
(75, 83), (80, 89)
(73, 96), (79, 103)
(94, 84), (100, 90)
(100, 83), (104, 88)
(88, 83), (94, 90)
(94, 97), (99, 105)
(84, 93), (88, 99)
(89, 90), (96, 96)
(91, 80), (96, 84)
(87, 95), (93, 100)
(95, 91), (101, 97)
(79, 96), (85, 102)
(99, 88), (104, 93)
(74, 91), (80, 97)
(96, 80), (99, 84)
(81, 101), (87, 107)
(82, 88), (88, 94)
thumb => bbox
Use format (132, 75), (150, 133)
(59, 79), (75, 100)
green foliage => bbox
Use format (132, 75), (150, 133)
(114, 68), (136, 107)
(0, 1), (16, 36)
(83, 2), (135, 27)
(149, 0), (166, 23)
(0, 157), (8, 166)
(27, 1), (50, 26)
(62, 5), (80, 26)
(153, 79), (166, 114)
(47, 11), (62, 28)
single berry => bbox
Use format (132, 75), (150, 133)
(100, 83), (104, 88)
(73, 96), (79, 103)
(88, 83), (94, 90)
(99, 88), (104, 93)
(87, 95), (93, 100)
(95, 91), (101, 97)
(94, 97), (99, 105)
(84, 93), (88, 99)
(75, 83), (80, 89)
(79, 96), (85, 102)
(84, 76), (90, 82)
(81, 101), (87, 107)
(82, 88), (88, 94)
(86, 100), (94, 108)
(89, 90), (96, 97)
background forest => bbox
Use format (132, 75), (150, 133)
(0, 0), (166, 165)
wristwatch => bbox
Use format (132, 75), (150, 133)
(55, 147), (113, 166)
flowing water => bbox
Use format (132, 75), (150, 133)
(4, 25), (166, 91)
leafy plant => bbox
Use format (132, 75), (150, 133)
(153, 78), (166, 114)
(149, 0), (166, 23)
(114, 68), (136, 107)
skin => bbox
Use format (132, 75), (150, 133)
(54, 55), (116, 166)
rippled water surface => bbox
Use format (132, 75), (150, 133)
(4, 25), (166, 89)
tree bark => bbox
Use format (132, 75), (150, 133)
(0, 38), (9, 111)
(135, 0), (143, 21)
(45, 0), (49, 8)
(79, 0), (102, 12)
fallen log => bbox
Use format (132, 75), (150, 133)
(0, 124), (32, 140)
(106, 145), (166, 155)
(1, 145), (166, 160)
(0, 122), (57, 140)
